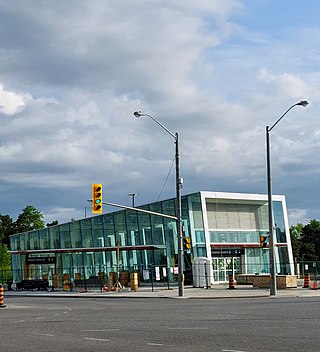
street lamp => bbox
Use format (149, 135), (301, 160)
(266, 100), (308, 296)
(128, 193), (138, 207)
(133, 111), (184, 297)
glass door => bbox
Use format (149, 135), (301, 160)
(212, 257), (241, 283)
(212, 258), (226, 282)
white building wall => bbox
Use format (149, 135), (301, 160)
(196, 191), (294, 283)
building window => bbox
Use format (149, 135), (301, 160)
(195, 230), (205, 243)
(60, 224), (71, 249)
(245, 248), (269, 274)
(196, 245), (207, 257)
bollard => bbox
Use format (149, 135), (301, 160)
(228, 275), (235, 290)
(303, 274), (310, 288)
(0, 285), (6, 308)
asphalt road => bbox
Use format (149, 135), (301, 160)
(1, 296), (320, 352)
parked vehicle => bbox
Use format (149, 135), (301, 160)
(16, 279), (49, 291)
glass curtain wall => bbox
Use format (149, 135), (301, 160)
(10, 194), (194, 284)
(207, 198), (291, 276)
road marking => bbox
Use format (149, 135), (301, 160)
(168, 327), (208, 330)
(82, 329), (120, 332)
(84, 338), (110, 342)
(147, 343), (164, 346)
(10, 320), (26, 324)
(35, 317), (44, 320)
(40, 333), (55, 337)
(222, 349), (247, 352)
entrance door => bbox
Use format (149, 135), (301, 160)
(27, 263), (55, 280)
(212, 257), (240, 283)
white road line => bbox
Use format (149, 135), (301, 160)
(40, 333), (55, 337)
(147, 343), (164, 346)
(168, 327), (208, 330)
(35, 317), (44, 320)
(84, 338), (110, 342)
(82, 329), (120, 332)
(10, 320), (26, 324)
(222, 349), (247, 352)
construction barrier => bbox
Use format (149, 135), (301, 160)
(228, 275), (235, 289)
(130, 272), (139, 291)
(311, 277), (317, 290)
(109, 272), (116, 287)
(303, 274), (310, 288)
(0, 285), (6, 308)
(63, 281), (70, 291)
(121, 271), (129, 286)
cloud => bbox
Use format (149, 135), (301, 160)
(0, 1), (319, 225)
(288, 209), (309, 225)
(0, 83), (30, 115)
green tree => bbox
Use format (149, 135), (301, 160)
(289, 223), (303, 259)
(299, 219), (320, 261)
(0, 214), (16, 246)
(46, 220), (58, 227)
(15, 205), (45, 233)
(0, 244), (11, 270)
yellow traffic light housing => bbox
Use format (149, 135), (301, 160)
(260, 235), (268, 248)
(183, 237), (191, 250)
(92, 184), (103, 214)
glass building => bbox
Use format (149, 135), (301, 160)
(9, 191), (294, 286)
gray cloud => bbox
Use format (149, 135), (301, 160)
(0, 0), (318, 225)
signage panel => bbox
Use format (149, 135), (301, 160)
(211, 248), (244, 256)
(27, 257), (56, 264)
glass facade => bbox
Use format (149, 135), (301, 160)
(9, 191), (294, 285)
(203, 193), (294, 278)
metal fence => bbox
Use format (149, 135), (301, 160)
(4, 265), (180, 291)
(0, 269), (12, 286)
(3, 261), (320, 290)
(297, 261), (320, 279)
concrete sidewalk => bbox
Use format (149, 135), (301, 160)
(4, 283), (320, 299)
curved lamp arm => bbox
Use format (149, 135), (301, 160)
(133, 111), (176, 140)
(268, 100), (308, 132)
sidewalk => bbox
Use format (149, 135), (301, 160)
(4, 283), (320, 299)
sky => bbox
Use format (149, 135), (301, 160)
(0, 0), (319, 226)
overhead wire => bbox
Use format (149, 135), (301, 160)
(156, 155), (175, 202)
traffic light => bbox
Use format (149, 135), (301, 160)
(183, 237), (191, 250)
(92, 184), (103, 214)
(260, 235), (268, 248)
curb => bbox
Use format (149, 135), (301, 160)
(4, 286), (320, 300)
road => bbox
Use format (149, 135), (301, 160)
(1, 296), (320, 351)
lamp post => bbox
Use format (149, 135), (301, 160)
(266, 100), (308, 296)
(133, 111), (184, 297)
(128, 193), (138, 207)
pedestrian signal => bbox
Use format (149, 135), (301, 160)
(183, 237), (191, 250)
(260, 235), (268, 248)
(92, 184), (103, 214)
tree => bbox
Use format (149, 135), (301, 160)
(289, 223), (303, 259)
(300, 242), (317, 261)
(0, 244), (11, 270)
(47, 220), (58, 227)
(15, 205), (45, 233)
(299, 219), (320, 261)
(0, 214), (16, 246)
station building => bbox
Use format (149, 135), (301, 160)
(9, 191), (294, 286)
